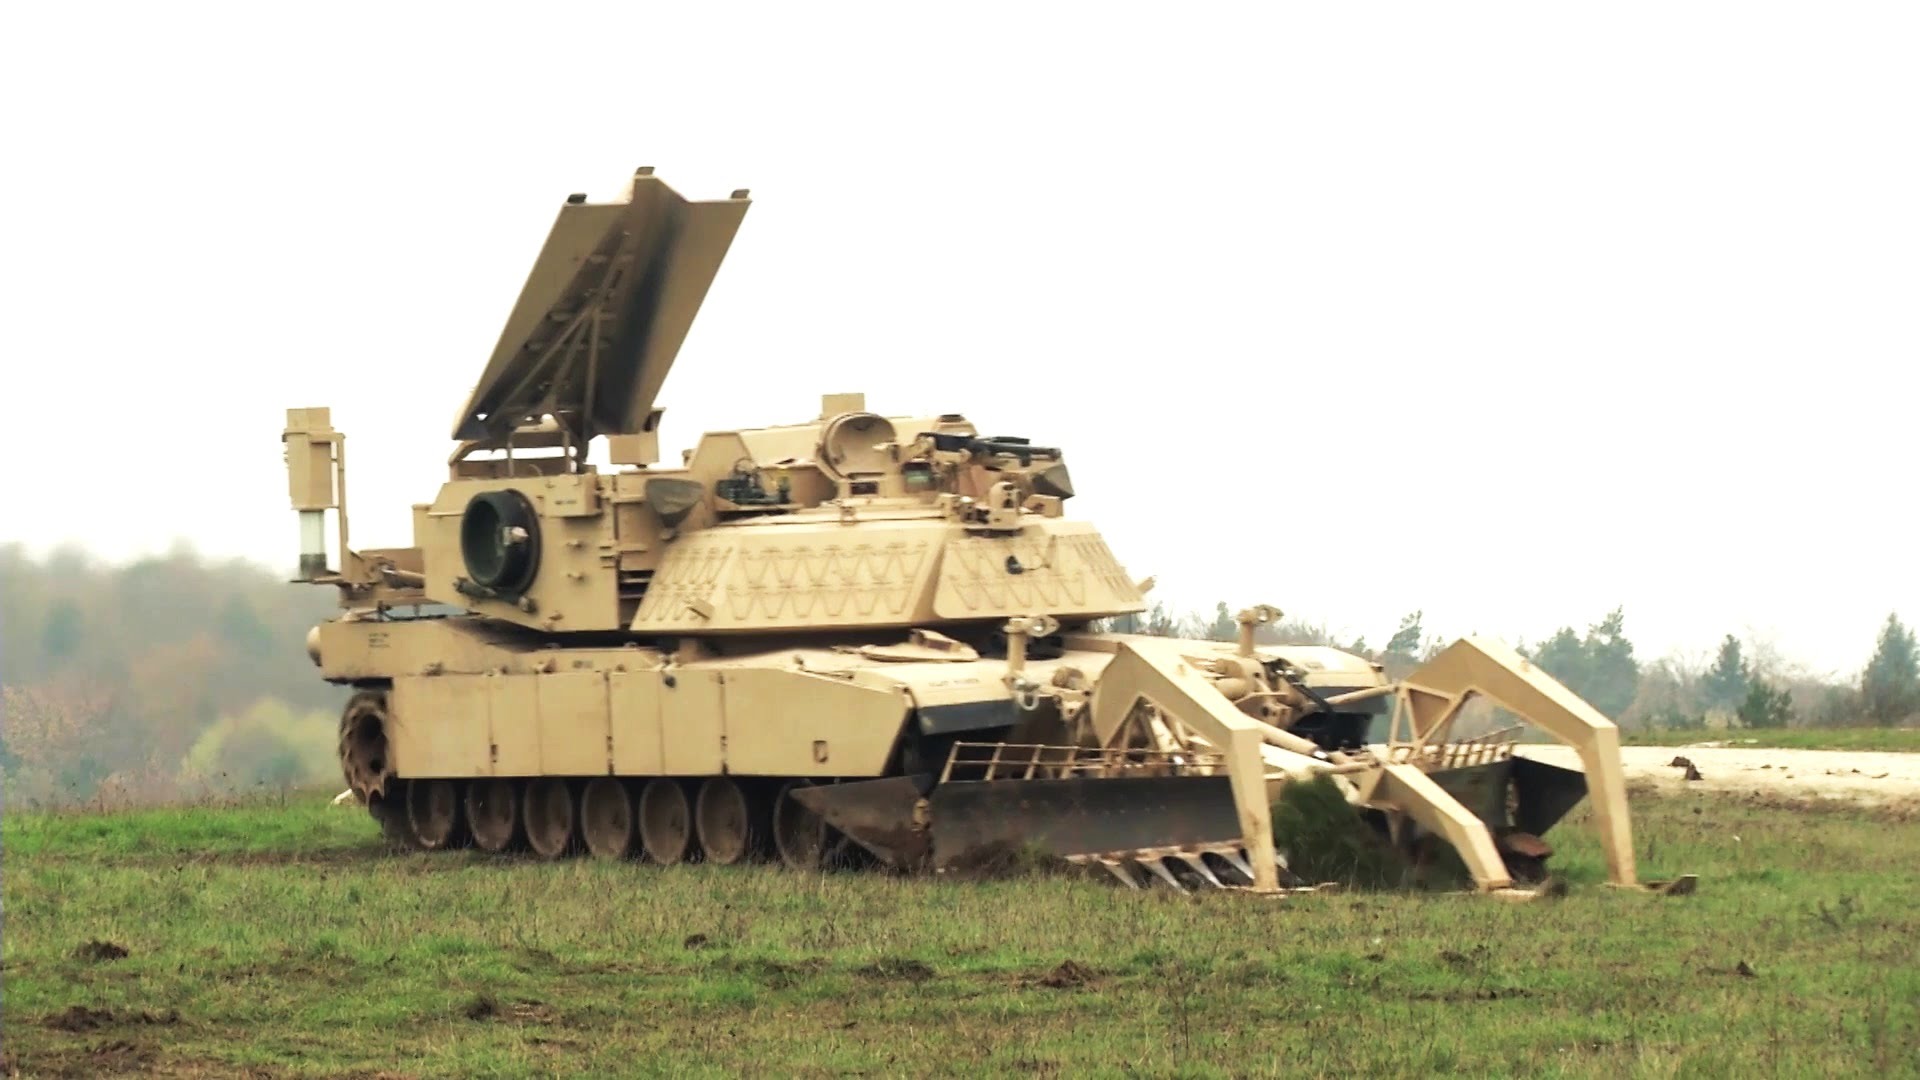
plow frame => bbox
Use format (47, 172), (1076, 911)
(1045, 630), (1643, 895)
(801, 626), (1658, 898)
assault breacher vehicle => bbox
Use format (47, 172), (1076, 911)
(284, 167), (1656, 896)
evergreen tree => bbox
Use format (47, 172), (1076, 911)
(1525, 608), (1639, 719)
(1861, 613), (1920, 725)
(1700, 634), (1750, 710)
(1384, 611), (1424, 659)
(1528, 627), (1588, 690)
(1205, 602), (1236, 642)
(1580, 607), (1640, 718)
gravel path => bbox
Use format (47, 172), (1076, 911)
(1514, 744), (1920, 804)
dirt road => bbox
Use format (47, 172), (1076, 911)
(1514, 743), (1920, 805)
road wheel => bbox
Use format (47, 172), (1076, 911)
(466, 777), (521, 853)
(696, 777), (766, 866)
(524, 778), (576, 859)
(406, 779), (463, 850)
(773, 779), (841, 870)
(580, 777), (636, 859)
(639, 779), (696, 865)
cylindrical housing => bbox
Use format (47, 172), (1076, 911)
(299, 510), (327, 579)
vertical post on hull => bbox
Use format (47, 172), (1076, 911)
(284, 408), (347, 581)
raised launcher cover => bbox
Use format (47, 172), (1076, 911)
(452, 168), (752, 447)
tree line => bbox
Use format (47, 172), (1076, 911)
(3, 543), (1917, 807)
(1, 543), (346, 807)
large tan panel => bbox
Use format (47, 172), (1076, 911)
(317, 618), (525, 683)
(452, 173), (751, 443)
(389, 675), (492, 778)
(488, 676), (541, 776)
(608, 671), (666, 775)
(660, 669), (725, 775)
(720, 668), (907, 777)
(538, 672), (612, 776)
(934, 521), (1144, 619)
(631, 520), (942, 633)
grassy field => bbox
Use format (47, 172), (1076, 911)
(1621, 726), (1920, 753)
(4, 785), (1919, 1078)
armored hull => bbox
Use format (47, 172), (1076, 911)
(320, 606), (1392, 874)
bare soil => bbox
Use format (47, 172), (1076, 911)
(1517, 744), (1920, 804)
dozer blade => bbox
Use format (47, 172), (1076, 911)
(787, 776), (933, 870)
(926, 775), (1243, 871)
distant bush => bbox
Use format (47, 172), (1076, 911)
(182, 699), (340, 795)
(1737, 681), (1794, 730)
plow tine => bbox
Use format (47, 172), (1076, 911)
(1177, 854), (1225, 888)
(1219, 848), (1256, 882)
(1096, 857), (1144, 890)
(1141, 858), (1188, 892)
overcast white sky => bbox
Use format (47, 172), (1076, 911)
(3, 3), (1914, 676)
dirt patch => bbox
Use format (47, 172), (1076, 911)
(1409, 986), (1533, 1002)
(44, 1005), (180, 1032)
(1729, 789), (1920, 823)
(727, 957), (827, 989)
(88, 1039), (157, 1073)
(6, 1041), (171, 1080)
(463, 994), (558, 1024)
(1439, 945), (1491, 970)
(856, 957), (935, 983)
(72, 940), (129, 963)
(1030, 960), (1098, 989)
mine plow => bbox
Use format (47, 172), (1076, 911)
(789, 615), (1662, 898)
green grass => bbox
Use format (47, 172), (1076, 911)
(1622, 726), (1920, 752)
(5, 786), (1919, 1078)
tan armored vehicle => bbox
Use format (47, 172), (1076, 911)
(285, 167), (1658, 896)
